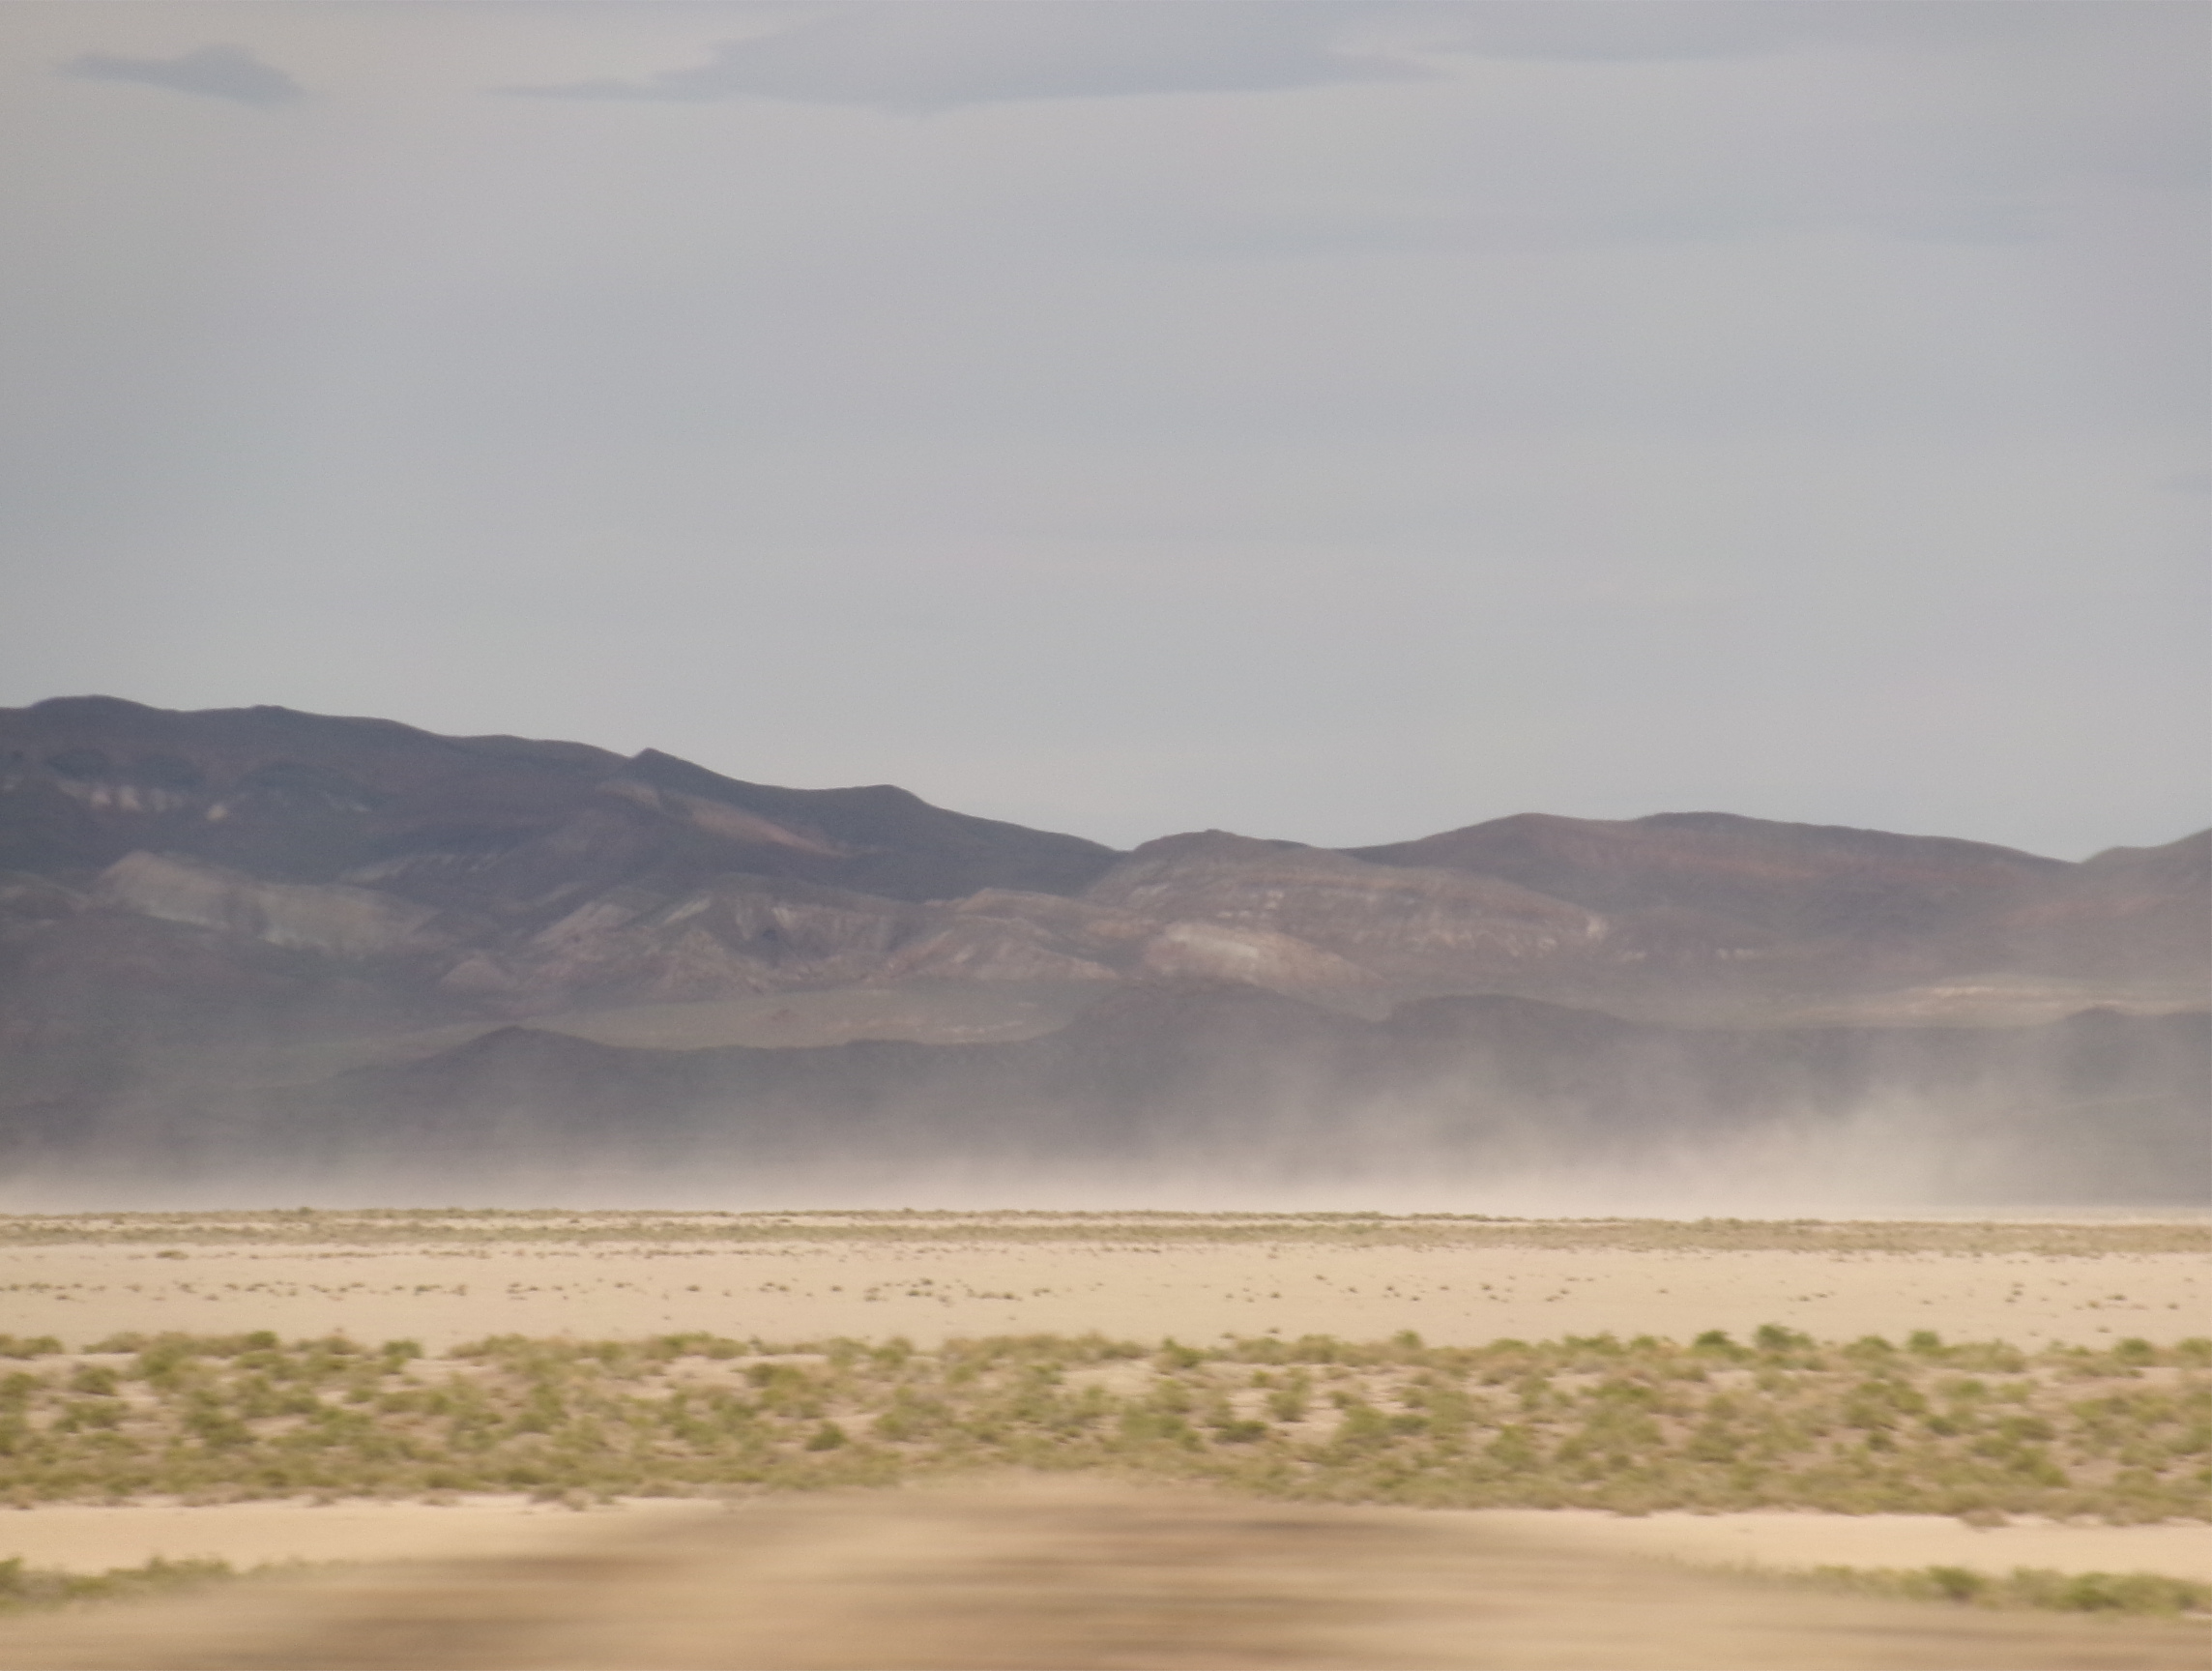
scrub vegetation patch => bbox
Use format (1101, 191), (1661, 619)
(0, 1327), (2204, 1523)
(1787, 1562), (2211, 1617)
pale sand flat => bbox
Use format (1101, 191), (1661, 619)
(6, 1240), (2205, 1352)
(11, 1497), (2207, 1585)
(0, 1497), (723, 1574)
(1449, 1509), (2212, 1584)
(0, 1480), (2201, 1671)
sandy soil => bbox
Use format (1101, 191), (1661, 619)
(0, 1498), (725, 1573)
(11, 1496), (2207, 1586)
(5, 1222), (2204, 1668)
(0, 1480), (2201, 1671)
(1455, 1510), (2212, 1584)
(5, 1238), (2203, 1352)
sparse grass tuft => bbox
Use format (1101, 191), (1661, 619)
(0, 1556), (248, 1614)
(1795, 1563), (2212, 1616)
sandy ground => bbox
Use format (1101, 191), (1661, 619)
(10, 1496), (2208, 1586)
(0, 1498), (727, 1573)
(0, 1480), (2201, 1671)
(5, 1225), (2205, 1667)
(4, 1238), (2204, 1352)
(1456, 1510), (2212, 1585)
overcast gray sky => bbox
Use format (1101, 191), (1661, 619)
(3, 2), (2204, 858)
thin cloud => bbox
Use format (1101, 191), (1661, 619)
(1391, 0), (1824, 63)
(61, 43), (305, 108)
(494, 1), (2168, 115)
(493, 1), (1974, 116)
(507, 2), (1431, 111)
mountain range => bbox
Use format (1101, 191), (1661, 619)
(2, 696), (2204, 1207)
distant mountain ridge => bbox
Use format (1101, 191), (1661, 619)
(2, 697), (2203, 1205)
(0, 696), (1117, 900)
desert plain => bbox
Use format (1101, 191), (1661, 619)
(3, 1211), (2205, 1355)
(0, 1211), (2206, 1669)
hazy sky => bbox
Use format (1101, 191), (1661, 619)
(2, 2), (2204, 858)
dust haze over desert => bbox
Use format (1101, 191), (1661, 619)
(1, 4), (2208, 1667)
(1, 692), (2204, 1213)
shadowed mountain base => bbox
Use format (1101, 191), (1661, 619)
(12, 988), (2202, 1208)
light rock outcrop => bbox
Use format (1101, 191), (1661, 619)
(1086, 831), (1605, 987)
(1137, 921), (1386, 1014)
(94, 851), (437, 958)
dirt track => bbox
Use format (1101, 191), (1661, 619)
(0, 1480), (2201, 1671)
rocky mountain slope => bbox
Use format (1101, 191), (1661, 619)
(2, 697), (2203, 1204)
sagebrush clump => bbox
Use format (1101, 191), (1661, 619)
(0, 1555), (242, 1613)
(0, 1328), (2203, 1522)
(1795, 1562), (2212, 1616)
